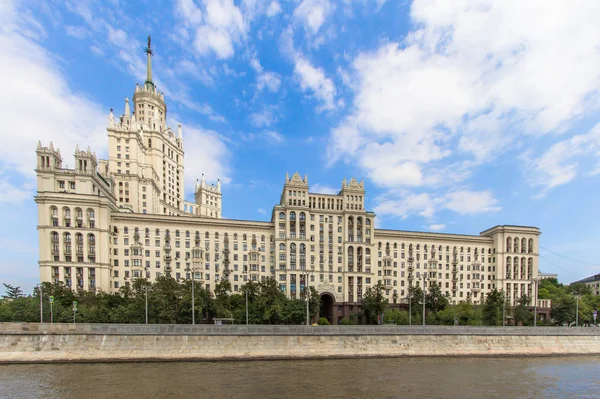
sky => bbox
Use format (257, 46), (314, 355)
(1, 0), (600, 295)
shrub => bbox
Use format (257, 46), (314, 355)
(318, 317), (330, 325)
(340, 317), (355, 325)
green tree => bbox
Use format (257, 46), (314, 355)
(482, 288), (505, 326)
(513, 294), (532, 326)
(362, 281), (388, 324)
(426, 282), (449, 313)
(256, 278), (287, 324)
(551, 295), (576, 325)
(2, 284), (24, 299)
(567, 283), (592, 296)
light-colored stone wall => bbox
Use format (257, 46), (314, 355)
(1, 323), (599, 363)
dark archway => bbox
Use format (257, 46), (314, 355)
(320, 293), (335, 324)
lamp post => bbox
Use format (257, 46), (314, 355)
(531, 277), (538, 327)
(422, 274), (429, 326)
(144, 266), (149, 324)
(244, 266), (249, 325)
(406, 294), (412, 326)
(304, 270), (314, 326)
(502, 290), (507, 327)
(38, 284), (43, 323)
(185, 266), (197, 325)
(575, 295), (580, 327)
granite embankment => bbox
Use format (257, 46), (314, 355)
(1, 323), (600, 363)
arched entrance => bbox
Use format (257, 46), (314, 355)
(320, 293), (335, 324)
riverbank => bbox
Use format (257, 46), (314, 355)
(1, 323), (600, 363)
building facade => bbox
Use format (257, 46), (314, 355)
(35, 37), (542, 324)
(573, 274), (600, 296)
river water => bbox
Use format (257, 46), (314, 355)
(1, 356), (599, 399)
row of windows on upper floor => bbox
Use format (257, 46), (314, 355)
(278, 212), (372, 225)
(49, 207), (96, 228)
(505, 237), (535, 254)
(115, 227), (269, 244)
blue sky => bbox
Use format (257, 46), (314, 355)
(1, 0), (600, 295)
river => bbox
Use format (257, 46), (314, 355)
(1, 356), (599, 398)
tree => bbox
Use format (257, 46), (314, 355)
(426, 282), (449, 313)
(362, 281), (388, 324)
(567, 283), (592, 296)
(551, 295), (576, 325)
(2, 284), (24, 299)
(256, 278), (287, 324)
(482, 288), (505, 326)
(513, 294), (532, 326)
(407, 285), (424, 321)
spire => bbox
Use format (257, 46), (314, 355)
(108, 108), (114, 127)
(177, 123), (182, 140)
(201, 173), (205, 186)
(217, 178), (221, 192)
(286, 171), (289, 181)
(144, 35), (154, 90)
(195, 179), (199, 193)
(124, 98), (130, 118)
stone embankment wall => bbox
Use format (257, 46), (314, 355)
(1, 323), (600, 363)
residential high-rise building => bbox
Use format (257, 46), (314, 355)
(34, 37), (542, 324)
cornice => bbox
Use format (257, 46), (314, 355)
(111, 213), (275, 230)
(374, 229), (493, 243)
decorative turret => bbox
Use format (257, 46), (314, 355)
(75, 144), (98, 173)
(36, 141), (62, 169)
(123, 98), (131, 126)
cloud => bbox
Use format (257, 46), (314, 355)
(294, 55), (336, 111)
(176, 0), (247, 59)
(250, 107), (278, 127)
(373, 189), (500, 219)
(0, 178), (33, 203)
(180, 125), (231, 193)
(256, 71), (281, 92)
(527, 123), (600, 194)
(263, 130), (284, 143)
(427, 224), (446, 232)
(266, 1), (282, 17)
(311, 184), (338, 195)
(257, 208), (267, 215)
(328, 0), (600, 219)
(0, 8), (106, 183)
(293, 0), (333, 36)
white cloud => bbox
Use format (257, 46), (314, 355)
(250, 107), (278, 127)
(257, 208), (267, 215)
(310, 184), (338, 195)
(64, 25), (88, 39)
(528, 123), (600, 193)
(293, 0), (333, 35)
(180, 125), (231, 193)
(263, 130), (284, 143)
(294, 55), (336, 111)
(177, 0), (247, 59)
(373, 189), (500, 219)
(0, 178), (33, 203)
(328, 0), (600, 219)
(266, 1), (282, 17)
(0, 9), (106, 182)
(443, 190), (501, 215)
(427, 224), (446, 232)
(257, 71), (281, 92)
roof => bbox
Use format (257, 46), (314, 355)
(572, 273), (600, 284)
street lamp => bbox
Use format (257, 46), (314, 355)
(304, 269), (314, 326)
(243, 265), (249, 325)
(185, 266), (198, 325)
(575, 294), (580, 327)
(38, 284), (43, 323)
(422, 273), (430, 326)
(406, 293), (412, 326)
(531, 277), (539, 327)
(144, 266), (149, 324)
